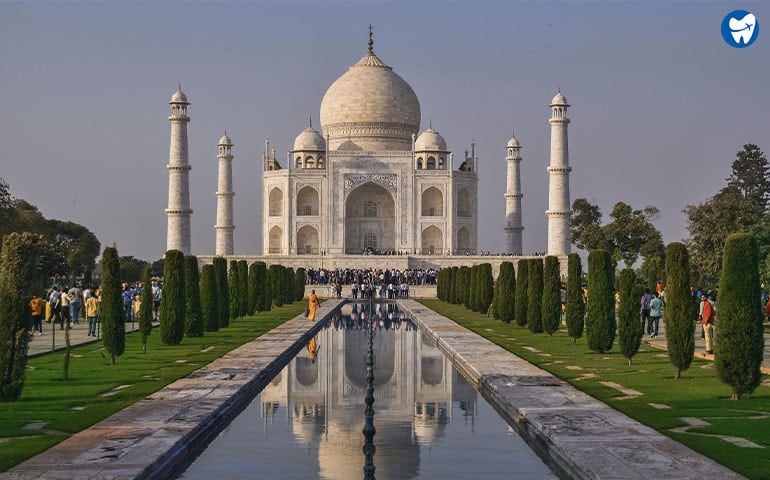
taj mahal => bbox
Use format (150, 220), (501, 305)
(165, 30), (572, 271)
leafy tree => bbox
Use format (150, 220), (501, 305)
(665, 242), (694, 379)
(151, 258), (165, 278)
(295, 267), (307, 303)
(726, 144), (770, 210)
(159, 250), (185, 345)
(716, 233), (764, 400)
(514, 259), (529, 326)
(229, 260), (241, 322)
(570, 198), (605, 251)
(0, 179), (18, 247)
(184, 256), (203, 337)
(0, 232), (41, 401)
(138, 266), (154, 352)
(119, 255), (150, 284)
(542, 256), (561, 335)
(639, 254), (665, 290)
(213, 257), (230, 327)
(565, 253), (585, 345)
(617, 268), (643, 365)
(101, 246), (125, 364)
(200, 265), (219, 332)
(492, 262), (515, 323)
(527, 258), (543, 333)
(587, 250), (615, 353)
(477, 263), (494, 315)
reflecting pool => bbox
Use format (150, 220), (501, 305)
(179, 302), (557, 479)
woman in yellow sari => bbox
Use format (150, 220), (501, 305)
(307, 289), (319, 321)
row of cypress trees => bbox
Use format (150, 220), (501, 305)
(436, 263), (493, 314)
(437, 235), (765, 399)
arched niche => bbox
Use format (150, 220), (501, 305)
(345, 182), (395, 254)
(296, 225), (319, 254)
(296, 186), (319, 216)
(421, 225), (443, 255)
(421, 187), (443, 216)
(269, 187), (283, 216)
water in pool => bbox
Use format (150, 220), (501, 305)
(179, 302), (557, 479)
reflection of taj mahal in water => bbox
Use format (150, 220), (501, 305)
(260, 303), (478, 480)
(166, 29), (573, 263)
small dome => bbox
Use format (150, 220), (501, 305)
(218, 132), (232, 146)
(550, 91), (568, 106)
(170, 88), (189, 104)
(507, 135), (520, 148)
(293, 126), (326, 151)
(415, 127), (447, 151)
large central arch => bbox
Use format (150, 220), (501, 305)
(345, 182), (396, 254)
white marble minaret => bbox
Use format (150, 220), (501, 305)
(546, 90), (571, 256)
(215, 132), (235, 255)
(166, 86), (193, 254)
(504, 134), (523, 255)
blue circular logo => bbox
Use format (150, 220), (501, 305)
(722, 10), (759, 48)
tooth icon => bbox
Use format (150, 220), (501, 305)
(729, 13), (756, 44)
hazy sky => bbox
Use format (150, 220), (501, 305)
(1, 1), (768, 262)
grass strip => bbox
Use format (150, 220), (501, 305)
(420, 300), (770, 480)
(0, 302), (305, 473)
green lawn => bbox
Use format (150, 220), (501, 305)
(421, 300), (770, 480)
(0, 302), (304, 473)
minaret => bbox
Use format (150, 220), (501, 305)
(504, 134), (523, 255)
(215, 132), (235, 255)
(546, 90), (572, 256)
(165, 86), (192, 254)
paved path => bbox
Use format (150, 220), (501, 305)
(27, 318), (158, 357)
(645, 317), (770, 374)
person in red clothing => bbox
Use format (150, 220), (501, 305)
(699, 293), (716, 355)
(29, 295), (43, 335)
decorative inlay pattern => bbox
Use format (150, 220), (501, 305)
(344, 173), (397, 193)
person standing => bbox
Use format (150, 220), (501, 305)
(151, 281), (162, 321)
(640, 288), (653, 335)
(49, 286), (62, 329)
(60, 287), (71, 328)
(85, 289), (99, 337)
(307, 289), (319, 321)
(649, 292), (662, 338)
(30, 295), (43, 335)
(122, 283), (134, 324)
(68, 285), (82, 325)
(699, 293), (716, 355)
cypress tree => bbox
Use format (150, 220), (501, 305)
(200, 264), (219, 332)
(159, 250), (185, 345)
(527, 258), (544, 333)
(587, 249), (615, 353)
(542, 256), (561, 335)
(101, 246), (125, 363)
(438, 269), (448, 301)
(618, 268), (643, 365)
(494, 261), (515, 323)
(229, 260), (240, 322)
(285, 267), (295, 303)
(478, 263), (494, 315)
(184, 256), (203, 337)
(213, 257), (230, 327)
(248, 261), (259, 314)
(138, 266), (154, 351)
(665, 242), (694, 379)
(268, 264), (285, 307)
(466, 266), (476, 310)
(514, 259), (529, 327)
(449, 266), (459, 305)
(716, 233), (764, 399)
(456, 266), (469, 308)
(237, 260), (249, 317)
(566, 253), (585, 345)
(0, 232), (41, 400)
(255, 261), (270, 312)
(296, 268), (307, 302)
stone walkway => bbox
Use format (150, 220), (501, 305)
(646, 318), (770, 374)
(27, 318), (157, 357)
(5, 300), (746, 479)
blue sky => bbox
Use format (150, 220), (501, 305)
(1, 1), (768, 261)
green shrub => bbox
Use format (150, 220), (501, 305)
(138, 266), (154, 351)
(477, 264), (494, 314)
(566, 253), (585, 344)
(587, 249), (615, 353)
(716, 233), (764, 399)
(542, 256), (561, 335)
(237, 260), (249, 316)
(493, 262), (515, 323)
(449, 266), (459, 304)
(200, 264), (218, 332)
(159, 250), (185, 345)
(617, 268), (643, 364)
(665, 242), (694, 379)
(527, 258), (544, 333)
(254, 261), (270, 312)
(213, 257), (230, 327)
(295, 268), (306, 301)
(514, 259), (529, 327)
(268, 264), (285, 307)
(184, 256), (203, 337)
(229, 260), (240, 322)
(101, 246), (126, 363)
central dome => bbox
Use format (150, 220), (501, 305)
(320, 49), (421, 151)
